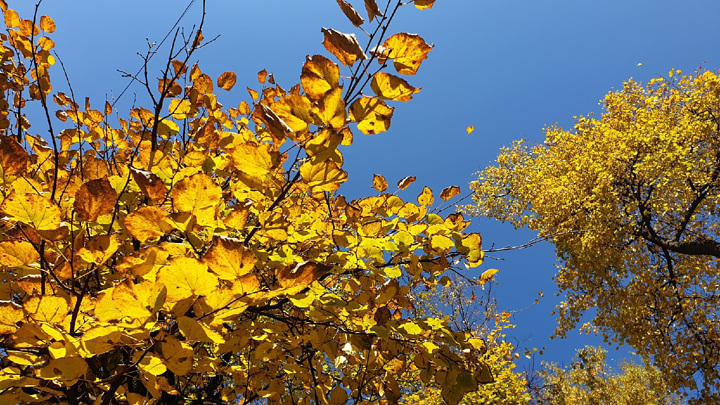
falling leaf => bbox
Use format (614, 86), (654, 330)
(321, 27), (368, 66)
(466, 126), (474, 134)
(348, 96), (394, 135)
(217, 71), (237, 91)
(336, 0), (365, 27)
(371, 72), (420, 102)
(381, 33), (434, 75)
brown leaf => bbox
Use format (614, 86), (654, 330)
(39, 15), (55, 33)
(321, 27), (367, 66)
(257, 69), (267, 84)
(0, 136), (28, 176)
(74, 178), (117, 222)
(364, 0), (383, 21)
(397, 176), (416, 190)
(277, 262), (331, 294)
(336, 0), (364, 27)
(217, 71), (237, 91)
(130, 167), (167, 203)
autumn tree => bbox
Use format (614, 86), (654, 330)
(0, 0), (496, 403)
(466, 69), (720, 403)
(400, 275), (531, 405)
(531, 346), (684, 405)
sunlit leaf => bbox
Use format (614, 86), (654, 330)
(171, 173), (222, 227)
(371, 72), (420, 102)
(397, 176), (416, 190)
(24, 296), (68, 324)
(203, 236), (257, 280)
(417, 186), (434, 206)
(1, 192), (61, 230)
(414, 0), (437, 9)
(130, 166), (167, 203)
(277, 262), (331, 295)
(0, 137), (28, 176)
(348, 96), (394, 135)
(440, 185), (461, 201)
(217, 71), (237, 91)
(74, 177), (117, 222)
(0, 301), (23, 335)
(364, 0), (383, 20)
(372, 174), (388, 192)
(381, 33), (434, 75)
(124, 206), (175, 242)
(321, 27), (368, 66)
(300, 159), (348, 193)
(301, 54), (340, 101)
(336, 0), (364, 27)
(157, 257), (219, 302)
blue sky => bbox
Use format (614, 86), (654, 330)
(13, 0), (720, 373)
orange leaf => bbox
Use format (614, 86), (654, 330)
(0, 137), (28, 176)
(321, 27), (367, 66)
(277, 262), (331, 295)
(397, 176), (416, 190)
(257, 69), (268, 84)
(124, 206), (175, 242)
(39, 15), (55, 33)
(217, 71), (237, 91)
(414, 0), (437, 9)
(74, 177), (117, 222)
(130, 167), (167, 203)
(372, 174), (388, 192)
(440, 186), (461, 201)
(4, 8), (19, 28)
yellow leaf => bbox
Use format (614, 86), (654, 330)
(24, 296), (68, 324)
(305, 128), (343, 163)
(399, 321), (423, 335)
(203, 236), (257, 280)
(257, 69), (268, 84)
(0, 301), (23, 335)
(301, 54), (340, 101)
(231, 141), (280, 186)
(217, 71), (237, 91)
(466, 126), (475, 134)
(336, 0), (364, 27)
(39, 357), (87, 382)
(161, 336), (194, 376)
(372, 174), (388, 192)
(168, 98), (196, 120)
(157, 257), (219, 302)
(171, 173), (222, 227)
(381, 33), (434, 75)
(371, 72), (420, 102)
(4, 9), (19, 28)
(348, 96), (394, 135)
(318, 87), (346, 129)
(0, 240), (39, 267)
(430, 235), (455, 252)
(417, 186), (434, 206)
(178, 316), (225, 344)
(1, 192), (61, 230)
(81, 325), (123, 355)
(300, 159), (348, 193)
(124, 206), (175, 243)
(440, 185), (461, 201)
(74, 177), (117, 222)
(321, 27), (368, 66)
(479, 268), (499, 284)
(138, 354), (167, 377)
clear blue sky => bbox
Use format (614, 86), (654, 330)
(13, 0), (720, 373)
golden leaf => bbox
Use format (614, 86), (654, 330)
(300, 159), (348, 193)
(178, 316), (224, 343)
(440, 185), (461, 201)
(203, 236), (257, 280)
(305, 128), (343, 163)
(397, 176), (416, 190)
(364, 0), (383, 21)
(466, 126), (475, 134)
(277, 262), (331, 295)
(381, 33), (434, 75)
(171, 173), (222, 227)
(0, 137), (28, 176)
(217, 71), (237, 91)
(336, 0), (364, 27)
(417, 186), (434, 206)
(372, 174), (388, 192)
(230, 141), (279, 184)
(74, 177), (117, 222)
(371, 72), (420, 102)
(81, 325), (123, 355)
(130, 166), (167, 203)
(24, 296), (68, 324)
(257, 69), (268, 84)
(157, 257), (219, 302)
(321, 27), (368, 66)
(0, 240), (39, 267)
(318, 87), (347, 129)
(39, 357), (87, 382)
(348, 96), (394, 135)
(414, 0), (437, 10)
(0, 301), (23, 335)
(479, 268), (499, 284)
(1, 192), (61, 230)
(161, 336), (194, 376)
(4, 8), (19, 28)
(301, 54), (341, 101)
(430, 235), (455, 252)
(124, 206), (176, 243)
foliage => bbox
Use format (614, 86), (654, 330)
(531, 346), (684, 405)
(400, 277), (531, 405)
(467, 68), (720, 403)
(0, 0), (499, 403)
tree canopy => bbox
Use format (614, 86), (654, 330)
(0, 0), (501, 403)
(468, 69), (720, 403)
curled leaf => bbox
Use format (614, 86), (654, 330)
(336, 0), (365, 27)
(440, 186), (461, 201)
(321, 27), (368, 66)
